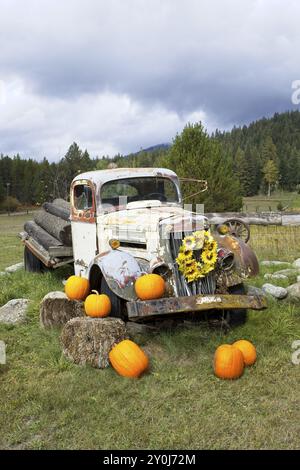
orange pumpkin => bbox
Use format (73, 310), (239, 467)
(65, 275), (90, 301)
(84, 290), (111, 318)
(135, 273), (165, 300)
(232, 340), (257, 366)
(109, 339), (149, 378)
(214, 344), (244, 380)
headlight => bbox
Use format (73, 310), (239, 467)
(217, 224), (230, 235)
(109, 239), (120, 249)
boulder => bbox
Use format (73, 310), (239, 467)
(264, 273), (288, 281)
(0, 272), (7, 276)
(246, 285), (265, 297)
(5, 262), (24, 273)
(272, 268), (300, 279)
(262, 283), (288, 300)
(61, 317), (128, 368)
(292, 258), (300, 269)
(0, 299), (29, 324)
(297, 275), (300, 283)
(287, 282), (300, 301)
(40, 291), (84, 328)
(260, 260), (291, 267)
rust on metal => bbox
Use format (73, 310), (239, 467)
(70, 179), (96, 224)
(127, 294), (267, 319)
(215, 234), (259, 278)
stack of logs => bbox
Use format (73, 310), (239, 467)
(24, 198), (72, 250)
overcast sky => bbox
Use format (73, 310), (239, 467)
(0, 0), (299, 161)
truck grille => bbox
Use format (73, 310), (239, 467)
(169, 231), (216, 296)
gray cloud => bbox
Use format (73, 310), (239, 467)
(0, 0), (299, 160)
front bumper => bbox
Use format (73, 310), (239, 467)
(127, 294), (267, 320)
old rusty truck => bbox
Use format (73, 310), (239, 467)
(20, 168), (266, 325)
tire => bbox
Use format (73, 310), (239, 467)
(100, 276), (126, 320)
(24, 246), (44, 273)
(224, 283), (247, 327)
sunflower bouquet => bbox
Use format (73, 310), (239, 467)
(176, 230), (218, 283)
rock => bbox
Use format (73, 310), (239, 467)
(126, 321), (157, 340)
(297, 275), (300, 283)
(0, 299), (29, 324)
(264, 273), (288, 281)
(5, 262), (24, 273)
(246, 285), (265, 297)
(272, 268), (300, 279)
(287, 282), (300, 300)
(262, 283), (288, 300)
(61, 317), (128, 368)
(292, 258), (300, 269)
(261, 260), (291, 267)
(40, 291), (84, 328)
(0, 272), (7, 276)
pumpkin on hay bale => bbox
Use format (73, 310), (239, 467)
(84, 290), (111, 318)
(109, 339), (149, 378)
(134, 273), (165, 300)
(65, 275), (90, 301)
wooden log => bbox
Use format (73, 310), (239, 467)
(24, 221), (62, 250)
(53, 198), (70, 210)
(34, 210), (72, 246)
(206, 212), (283, 226)
(42, 202), (70, 221)
(282, 214), (300, 226)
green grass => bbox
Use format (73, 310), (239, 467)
(249, 225), (300, 261)
(243, 191), (300, 212)
(0, 215), (300, 449)
(0, 214), (31, 271)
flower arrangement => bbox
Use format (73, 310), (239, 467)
(176, 230), (218, 283)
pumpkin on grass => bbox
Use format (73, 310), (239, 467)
(84, 290), (111, 318)
(135, 273), (165, 300)
(109, 339), (149, 378)
(214, 344), (244, 380)
(233, 340), (257, 366)
(65, 275), (90, 301)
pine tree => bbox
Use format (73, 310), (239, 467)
(263, 160), (279, 197)
(262, 136), (278, 164)
(162, 122), (242, 211)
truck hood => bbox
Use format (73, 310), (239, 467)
(102, 205), (207, 234)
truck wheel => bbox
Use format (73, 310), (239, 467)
(224, 283), (247, 327)
(24, 246), (44, 273)
(101, 276), (126, 321)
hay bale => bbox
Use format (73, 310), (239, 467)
(40, 291), (84, 328)
(61, 317), (128, 368)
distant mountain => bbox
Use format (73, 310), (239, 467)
(128, 143), (170, 156)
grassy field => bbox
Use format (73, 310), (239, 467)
(0, 214), (31, 271)
(243, 191), (300, 212)
(0, 214), (299, 449)
(249, 225), (300, 261)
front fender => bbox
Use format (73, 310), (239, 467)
(214, 234), (259, 278)
(87, 249), (142, 301)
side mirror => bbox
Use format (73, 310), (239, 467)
(179, 178), (208, 200)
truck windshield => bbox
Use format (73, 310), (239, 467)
(101, 177), (179, 211)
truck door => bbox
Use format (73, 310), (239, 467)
(70, 179), (98, 277)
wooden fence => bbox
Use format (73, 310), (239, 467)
(205, 212), (300, 226)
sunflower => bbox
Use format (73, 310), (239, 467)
(182, 235), (196, 251)
(176, 229), (218, 283)
(205, 240), (217, 252)
(204, 230), (214, 243)
(201, 248), (218, 265)
(193, 230), (205, 250)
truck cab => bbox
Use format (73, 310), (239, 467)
(22, 167), (266, 324)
